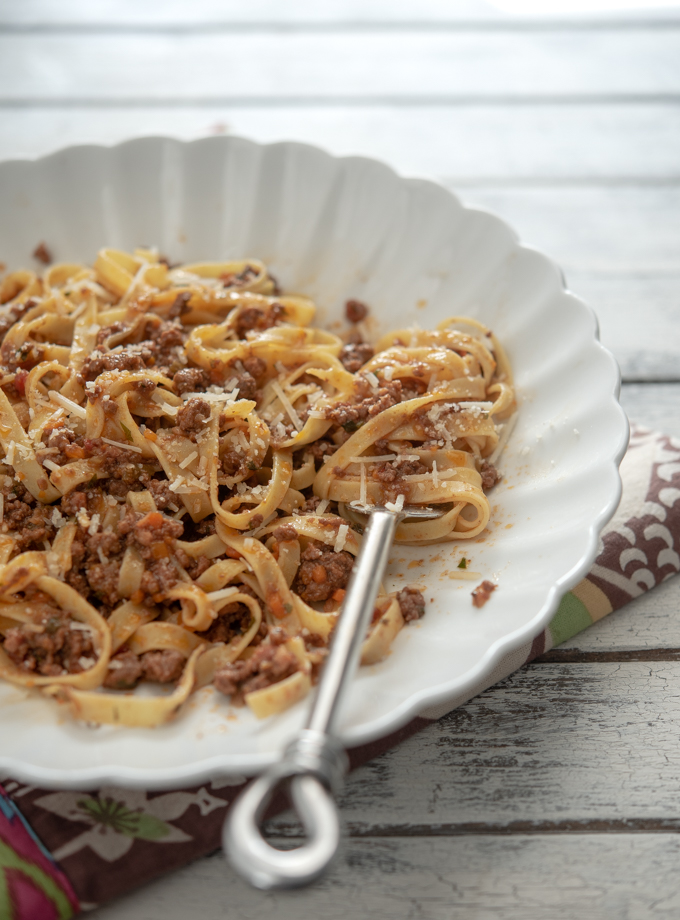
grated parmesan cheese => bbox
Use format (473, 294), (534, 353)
(101, 437), (143, 454)
(70, 621), (93, 633)
(432, 460), (439, 487)
(206, 586), (239, 604)
(179, 451), (198, 469)
(271, 380), (303, 432)
(334, 523), (349, 553)
(384, 494), (405, 513)
(87, 513), (101, 536)
(48, 390), (87, 419)
(383, 365), (394, 381)
(349, 454), (397, 464)
(6, 441), (15, 465)
(51, 508), (65, 529)
(365, 371), (380, 389)
(42, 459), (61, 472)
(360, 462), (367, 506)
(316, 499), (329, 515)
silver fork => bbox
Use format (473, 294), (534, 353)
(223, 502), (443, 890)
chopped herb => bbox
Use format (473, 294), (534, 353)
(247, 461), (258, 471)
(458, 558), (467, 569)
(342, 419), (364, 433)
(283, 603), (293, 614)
(120, 423), (133, 442)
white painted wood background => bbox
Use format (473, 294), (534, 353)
(1, 1), (679, 917)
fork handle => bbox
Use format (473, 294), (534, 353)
(224, 508), (398, 889)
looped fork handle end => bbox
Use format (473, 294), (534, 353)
(223, 731), (348, 890)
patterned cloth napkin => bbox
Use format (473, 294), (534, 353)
(1, 425), (679, 917)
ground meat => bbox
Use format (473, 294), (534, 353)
(299, 494), (323, 514)
(248, 513), (264, 531)
(221, 265), (259, 288)
(198, 600), (252, 644)
(147, 477), (177, 511)
(185, 555), (212, 580)
(339, 342), (374, 373)
(139, 558), (179, 598)
(345, 299), (369, 323)
(234, 303), (285, 339)
(172, 367), (209, 395)
(396, 586), (426, 622)
(242, 355), (267, 382)
(95, 321), (129, 347)
(33, 242), (52, 265)
(2, 501), (55, 551)
(480, 460), (501, 491)
(143, 318), (185, 361)
(306, 439), (338, 462)
(175, 397), (211, 435)
(1, 338), (44, 372)
(3, 611), (95, 677)
(85, 562), (121, 607)
(112, 509), (185, 601)
(118, 509), (184, 550)
(326, 380), (403, 429)
(226, 370), (258, 401)
(103, 650), (144, 689)
(220, 447), (243, 477)
(213, 638), (299, 702)
(292, 540), (354, 603)
(141, 649), (185, 683)
(79, 350), (146, 382)
(472, 580), (497, 608)
(168, 290), (193, 320)
(273, 524), (298, 542)
(372, 458), (428, 483)
(60, 490), (87, 516)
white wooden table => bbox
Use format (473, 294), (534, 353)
(2, 2), (679, 916)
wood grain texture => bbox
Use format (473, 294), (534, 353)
(260, 660), (680, 829)
(5, 0), (680, 28)
(2, 104), (680, 180)
(2, 31), (680, 102)
(90, 835), (680, 919)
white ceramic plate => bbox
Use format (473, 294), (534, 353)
(0, 136), (628, 789)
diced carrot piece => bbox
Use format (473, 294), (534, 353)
(312, 565), (327, 584)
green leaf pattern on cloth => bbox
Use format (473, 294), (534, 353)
(33, 787), (227, 863)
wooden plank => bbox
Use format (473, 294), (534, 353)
(2, 104), (680, 181)
(5, 0), (680, 28)
(561, 274), (680, 381)
(8, 0), (680, 28)
(249, 662), (680, 829)
(619, 383), (680, 436)
(457, 186), (680, 275)
(3, 31), (680, 102)
(89, 835), (680, 919)
(0, 0), (503, 28)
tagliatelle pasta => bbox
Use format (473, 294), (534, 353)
(0, 249), (515, 726)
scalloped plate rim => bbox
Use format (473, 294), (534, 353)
(0, 135), (629, 789)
